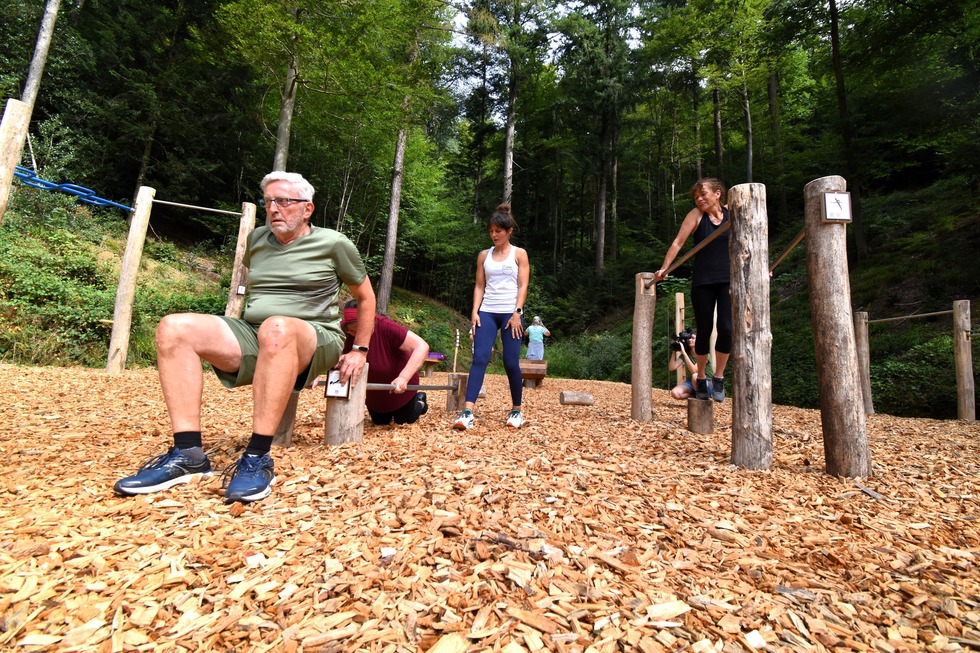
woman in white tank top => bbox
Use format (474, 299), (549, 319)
(452, 203), (530, 431)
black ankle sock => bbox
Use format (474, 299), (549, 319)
(245, 433), (274, 457)
(174, 431), (203, 449)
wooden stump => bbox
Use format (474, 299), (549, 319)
(324, 363), (368, 446)
(446, 373), (468, 413)
(560, 391), (594, 406)
(687, 398), (714, 434)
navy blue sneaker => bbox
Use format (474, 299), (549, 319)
(222, 454), (275, 503)
(114, 447), (213, 495)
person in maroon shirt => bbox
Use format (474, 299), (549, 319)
(341, 300), (430, 424)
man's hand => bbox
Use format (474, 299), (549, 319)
(339, 348), (367, 385)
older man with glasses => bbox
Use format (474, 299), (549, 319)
(114, 171), (375, 504)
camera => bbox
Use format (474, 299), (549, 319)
(669, 327), (694, 352)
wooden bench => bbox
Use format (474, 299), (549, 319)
(520, 359), (547, 388)
(421, 353), (445, 377)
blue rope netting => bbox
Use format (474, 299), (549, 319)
(13, 165), (132, 212)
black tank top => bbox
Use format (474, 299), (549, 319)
(692, 207), (730, 287)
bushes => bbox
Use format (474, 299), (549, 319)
(0, 202), (226, 368)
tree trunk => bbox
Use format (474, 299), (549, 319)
(829, 0), (867, 262)
(742, 80), (753, 182)
(767, 71), (788, 228)
(713, 87), (723, 177)
(502, 67), (517, 205)
(273, 51), (299, 172)
(377, 123), (408, 316)
(609, 121), (619, 262)
(692, 62), (702, 179)
(21, 0), (61, 110)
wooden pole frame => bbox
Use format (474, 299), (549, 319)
(853, 311), (874, 415)
(953, 300), (975, 422)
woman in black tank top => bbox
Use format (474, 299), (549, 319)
(653, 178), (732, 403)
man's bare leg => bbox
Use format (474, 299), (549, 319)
(156, 313), (242, 433)
(250, 317), (318, 435)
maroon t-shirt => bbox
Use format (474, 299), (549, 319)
(343, 315), (419, 413)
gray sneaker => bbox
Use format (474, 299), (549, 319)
(711, 376), (725, 403)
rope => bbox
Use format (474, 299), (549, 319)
(13, 165), (132, 212)
(867, 310), (954, 325)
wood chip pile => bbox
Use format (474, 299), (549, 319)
(0, 364), (977, 652)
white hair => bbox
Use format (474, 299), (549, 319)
(532, 316), (542, 325)
(260, 171), (315, 201)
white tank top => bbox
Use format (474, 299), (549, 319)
(480, 246), (519, 313)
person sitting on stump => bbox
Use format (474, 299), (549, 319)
(340, 300), (430, 425)
(114, 171), (375, 504)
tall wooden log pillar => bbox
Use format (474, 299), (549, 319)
(729, 183), (773, 470)
(853, 311), (874, 415)
(106, 186), (155, 374)
(225, 202), (257, 318)
(632, 272), (656, 421)
(953, 300), (975, 422)
(0, 99), (31, 223)
(804, 176), (872, 478)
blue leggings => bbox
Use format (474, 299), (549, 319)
(466, 311), (523, 405)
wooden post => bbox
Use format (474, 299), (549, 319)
(674, 292), (686, 386)
(225, 202), (256, 317)
(106, 186), (155, 374)
(0, 99), (31, 224)
(446, 373), (468, 413)
(953, 300), (975, 422)
(632, 273), (656, 421)
(325, 363), (368, 445)
(272, 392), (301, 447)
(687, 399), (713, 434)
(728, 183), (773, 470)
(853, 311), (874, 415)
(804, 176), (872, 477)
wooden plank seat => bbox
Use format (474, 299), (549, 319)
(421, 352), (445, 377)
(520, 359), (547, 388)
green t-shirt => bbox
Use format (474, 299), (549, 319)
(243, 225), (367, 337)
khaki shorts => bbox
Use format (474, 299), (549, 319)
(214, 317), (344, 391)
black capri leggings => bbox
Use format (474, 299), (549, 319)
(691, 283), (732, 356)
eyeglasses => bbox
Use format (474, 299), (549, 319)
(259, 197), (309, 208)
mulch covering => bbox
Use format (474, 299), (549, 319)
(0, 363), (977, 652)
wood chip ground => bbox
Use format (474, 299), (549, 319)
(0, 364), (977, 652)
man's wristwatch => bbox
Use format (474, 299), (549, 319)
(352, 345), (369, 354)
(515, 307), (523, 315)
